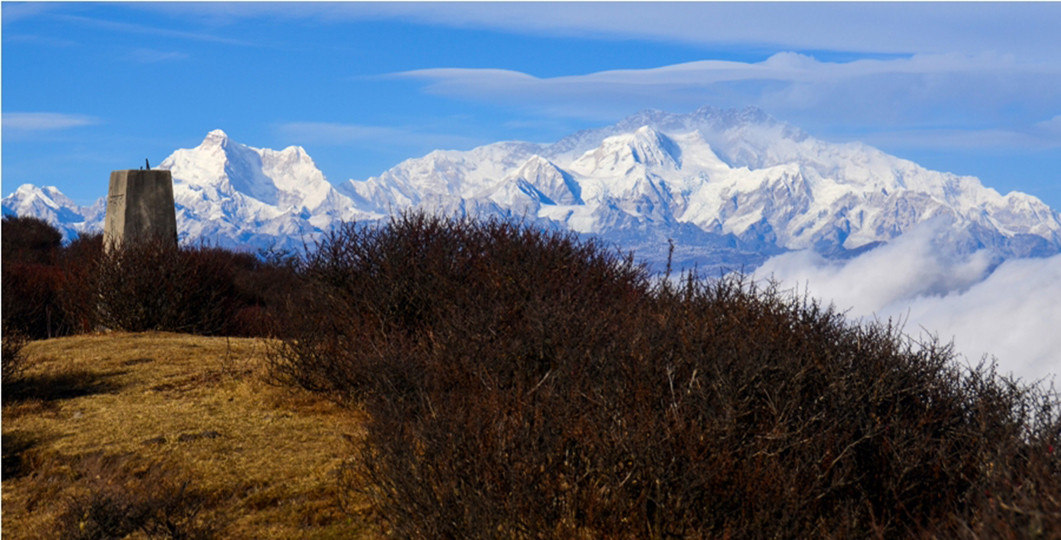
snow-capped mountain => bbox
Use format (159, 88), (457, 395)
(2, 184), (106, 238)
(158, 129), (369, 250)
(5, 106), (1061, 271)
(339, 106), (1061, 269)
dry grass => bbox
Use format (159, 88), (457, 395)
(2, 332), (372, 539)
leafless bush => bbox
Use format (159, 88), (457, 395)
(2, 324), (30, 383)
(1, 219), (102, 338)
(56, 233), (104, 334)
(94, 239), (224, 334)
(92, 239), (298, 336)
(2, 214), (304, 339)
(2, 216), (65, 338)
(1, 215), (62, 264)
(274, 213), (1061, 537)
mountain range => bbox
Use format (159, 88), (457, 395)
(5, 106), (1061, 272)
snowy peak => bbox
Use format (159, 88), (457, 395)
(627, 126), (682, 168)
(6, 184), (79, 216)
(140, 130), (369, 249)
(10, 184), (70, 208)
(201, 129), (229, 146)
(159, 130), (344, 214)
(5, 185), (56, 224)
(572, 126), (681, 176)
(1, 184), (103, 241)
(546, 106), (803, 168)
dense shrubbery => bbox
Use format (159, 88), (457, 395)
(94, 239), (280, 336)
(2, 216), (74, 339)
(1, 214), (64, 265)
(273, 213), (1061, 538)
(1, 216), (297, 339)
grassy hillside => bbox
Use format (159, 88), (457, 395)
(2, 332), (371, 539)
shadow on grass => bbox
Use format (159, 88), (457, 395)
(2, 429), (45, 479)
(2, 369), (126, 404)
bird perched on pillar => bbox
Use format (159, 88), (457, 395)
(145, 158), (151, 170)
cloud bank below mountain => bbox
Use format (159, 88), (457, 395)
(755, 220), (1061, 383)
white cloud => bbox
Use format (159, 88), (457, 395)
(164, 3), (1059, 62)
(3, 112), (98, 135)
(1038, 115), (1061, 135)
(392, 52), (1061, 149)
(755, 222), (997, 312)
(754, 222), (1061, 383)
(0, 2), (60, 25)
(899, 255), (1061, 382)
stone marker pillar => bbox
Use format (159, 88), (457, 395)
(103, 169), (178, 251)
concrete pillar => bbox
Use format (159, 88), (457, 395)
(103, 169), (177, 251)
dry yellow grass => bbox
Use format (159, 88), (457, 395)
(2, 332), (374, 539)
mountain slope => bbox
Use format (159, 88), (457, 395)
(5, 107), (1060, 270)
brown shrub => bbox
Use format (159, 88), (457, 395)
(2, 261), (67, 339)
(92, 239), (297, 337)
(1, 215), (62, 265)
(221, 247), (301, 337)
(1, 220), (101, 338)
(94, 238), (223, 334)
(274, 213), (1061, 538)
(2, 214), (301, 339)
(2, 216), (66, 337)
(55, 233), (104, 334)
(2, 324), (30, 383)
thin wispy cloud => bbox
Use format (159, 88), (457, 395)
(126, 48), (189, 64)
(2, 33), (79, 48)
(3, 112), (99, 136)
(0, 2), (60, 25)
(1039, 115), (1061, 135)
(394, 52), (1061, 150)
(429, 3), (1056, 60)
(54, 14), (252, 46)
(160, 3), (1058, 61)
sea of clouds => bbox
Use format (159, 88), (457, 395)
(752, 221), (1061, 385)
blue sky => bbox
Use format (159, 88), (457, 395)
(3, 2), (1061, 209)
